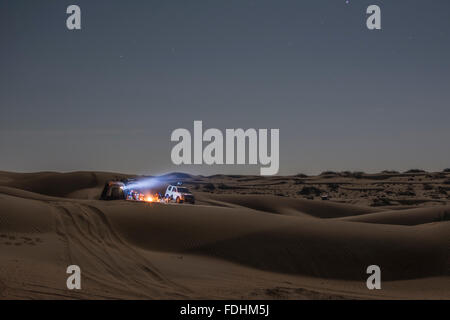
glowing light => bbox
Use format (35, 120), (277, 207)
(123, 177), (160, 191)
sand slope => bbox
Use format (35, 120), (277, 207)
(338, 206), (450, 225)
(0, 172), (449, 299)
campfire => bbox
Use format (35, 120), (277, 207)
(145, 194), (159, 203)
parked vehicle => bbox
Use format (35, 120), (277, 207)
(100, 181), (126, 200)
(321, 193), (329, 200)
(165, 185), (195, 204)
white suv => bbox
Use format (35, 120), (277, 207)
(165, 185), (195, 204)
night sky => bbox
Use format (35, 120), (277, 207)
(1, 0), (449, 175)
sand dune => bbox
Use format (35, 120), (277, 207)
(196, 193), (383, 218)
(339, 206), (450, 226)
(0, 171), (449, 299)
(102, 200), (448, 280)
(1, 171), (133, 198)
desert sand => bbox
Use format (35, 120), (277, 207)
(0, 170), (449, 299)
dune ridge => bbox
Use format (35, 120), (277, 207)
(0, 171), (449, 299)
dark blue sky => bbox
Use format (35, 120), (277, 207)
(1, 0), (449, 175)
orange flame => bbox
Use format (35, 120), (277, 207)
(145, 194), (160, 203)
